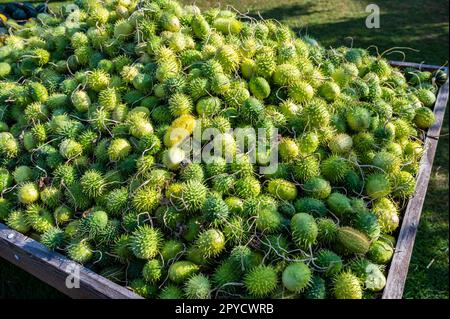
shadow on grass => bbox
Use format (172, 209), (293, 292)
(252, 7), (449, 65)
(0, 257), (66, 299)
(247, 2), (320, 20)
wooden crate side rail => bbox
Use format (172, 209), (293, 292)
(0, 223), (142, 299)
(382, 62), (449, 299)
(389, 61), (448, 72)
(0, 61), (447, 300)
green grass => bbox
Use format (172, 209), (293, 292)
(0, 260), (67, 299)
(0, 0), (67, 11)
(0, 0), (448, 299)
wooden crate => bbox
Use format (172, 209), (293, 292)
(0, 61), (448, 299)
(0, 223), (142, 299)
(382, 61), (449, 299)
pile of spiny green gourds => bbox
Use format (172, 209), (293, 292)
(0, 0), (447, 299)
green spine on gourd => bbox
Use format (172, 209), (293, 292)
(332, 271), (363, 299)
(244, 265), (278, 298)
(291, 213), (318, 248)
(184, 274), (211, 299)
(129, 225), (162, 259)
(282, 262), (312, 292)
(168, 260), (200, 283)
(194, 228), (226, 258)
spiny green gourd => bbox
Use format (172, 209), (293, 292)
(244, 265), (278, 297)
(132, 185), (160, 212)
(234, 176), (261, 198)
(112, 234), (132, 264)
(41, 227), (66, 250)
(332, 271), (363, 299)
(202, 193), (229, 226)
(184, 274), (211, 299)
(294, 197), (327, 217)
(349, 258), (386, 292)
(142, 259), (163, 283)
(267, 179), (298, 201)
(304, 275), (327, 299)
(130, 279), (157, 298)
(365, 173), (392, 199)
(6, 210), (31, 233)
(78, 210), (109, 240)
(290, 213), (318, 248)
(80, 170), (107, 198)
(367, 239), (394, 264)
(17, 182), (40, 204)
(326, 192), (353, 217)
(104, 187), (129, 216)
(354, 212), (381, 241)
(67, 240), (93, 264)
(12, 166), (32, 184)
(108, 138), (132, 161)
(320, 155), (350, 184)
(372, 197), (399, 233)
(40, 187), (62, 208)
(229, 245), (263, 273)
(282, 262), (312, 292)
(168, 260), (200, 284)
(0, 198), (11, 221)
(129, 225), (162, 260)
(255, 207), (283, 233)
(303, 177), (331, 200)
(194, 228), (226, 258)
(336, 227), (371, 255)
(159, 284), (184, 299)
(161, 240), (184, 262)
(391, 170), (416, 199)
(315, 249), (343, 277)
(178, 180), (207, 212)
(212, 258), (242, 290)
(0, 0), (440, 300)
(316, 218), (339, 244)
(279, 138), (299, 162)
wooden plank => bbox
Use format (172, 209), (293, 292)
(389, 60), (448, 72)
(0, 223), (143, 299)
(382, 73), (449, 299)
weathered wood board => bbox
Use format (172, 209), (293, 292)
(0, 223), (142, 299)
